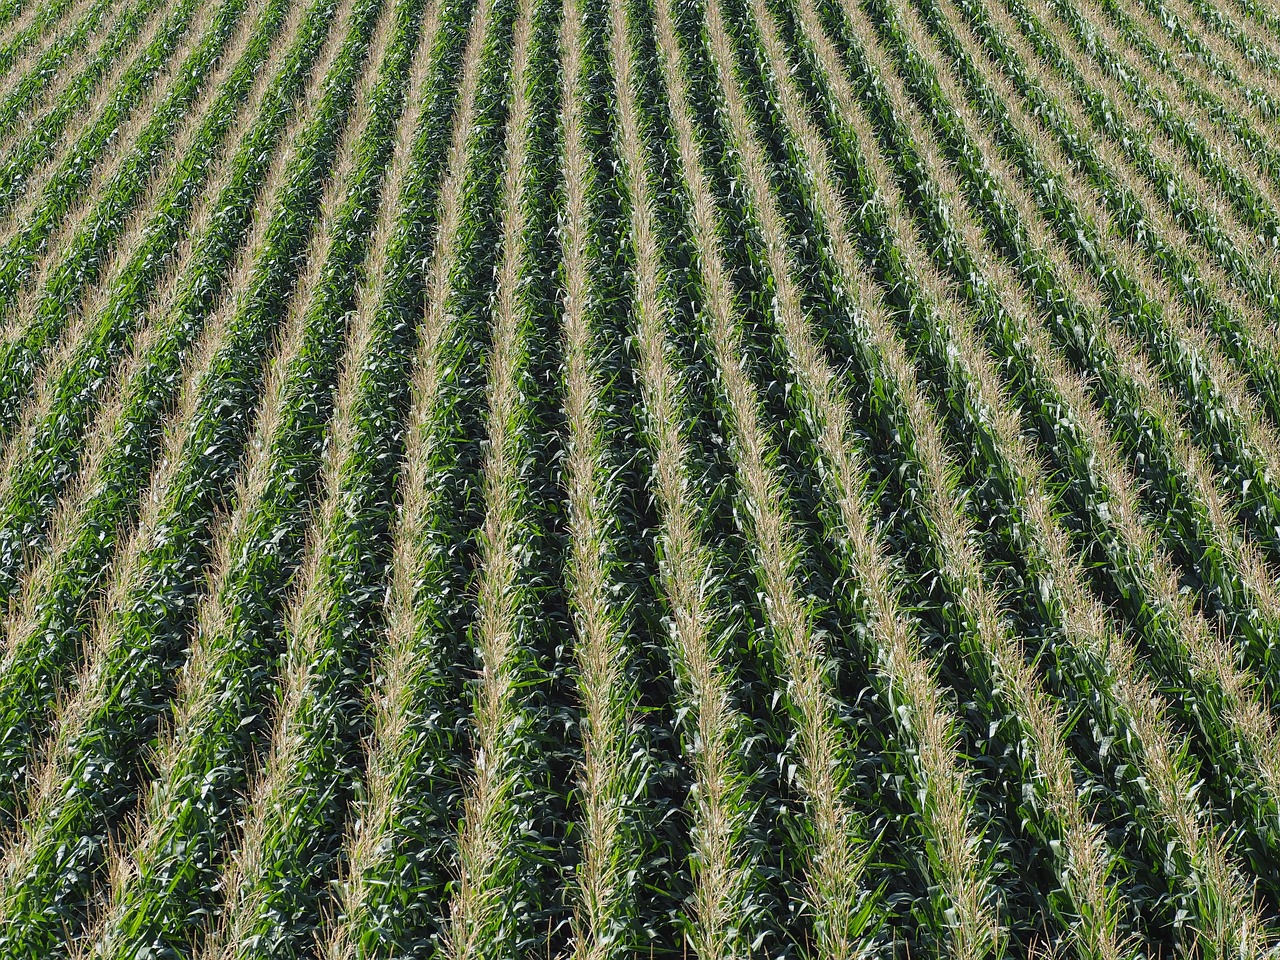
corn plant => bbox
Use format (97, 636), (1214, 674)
(2, 0), (1280, 944)
(0, 0), (295, 617)
(0, 0), (348, 833)
(0, 0), (34, 39)
(318, 0), (511, 951)
(0, 0), (246, 444)
(609, 0), (768, 952)
(79, 2), (430, 955)
(924, 0), (1280, 550)
(195, 5), (473, 955)
(0, 0), (83, 86)
(648, 1), (920, 954)
(887, 0), (1280, 859)
(829, 0), (1269, 947)
(1123, 0), (1280, 120)
(0, 0), (216, 311)
(0, 0), (140, 151)
(0, 0), (388, 950)
(559, 0), (651, 951)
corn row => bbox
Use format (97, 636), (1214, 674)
(608, 0), (761, 952)
(1094, 0), (1280, 182)
(433, 0), (545, 952)
(0, 0), (85, 88)
(1176, 0), (1280, 79)
(78, 0), (422, 952)
(0, 0), (342, 829)
(911, 0), (1280, 575)
(1058, 0), (1280, 438)
(193, 0), (477, 950)
(0, 0), (387, 949)
(1000, 0), (1280, 424)
(0, 0), (143, 163)
(1034, 0), (1280, 354)
(0, 0), (291, 616)
(836, 0), (1271, 946)
(922, 0), (1280, 724)
(1047, 0), (1280, 253)
(0, 0), (244, 447)
(318, 0), (500, 948)
(695, 0), (1021, 953)
(901, 0), (1280, 829)
(0, 0), (218, 315)
(730, 0), (1141, 951)
(560, 0), (642, 950)
(652, 0), (899, 952)
(1137, 0), (1280, 117)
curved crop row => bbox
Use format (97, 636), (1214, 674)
(0, 0), (292, 618)
(0, 0), (254, 456)
(908, 0), (1280, 576)
(433, 0), (547, 949)
(717, 0), (1141, 952)
(77, 0), (427, 953)
(1026, 0), (1280, 338)
(829, 0), (1273, 945)
(678, 0), (1031, 954)
(0, 0), (389, 948)
(0, 0), (343, 831)
(915, 0), (1280, 748)
(901, 0), (1280, 810)
(967, 0), (1280, 439)
(195, 3), (467, 954)
(317, 0), (505, 950)
(653, 0), (926, 952)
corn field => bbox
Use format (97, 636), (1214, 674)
(2, 0), (1280, 952)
